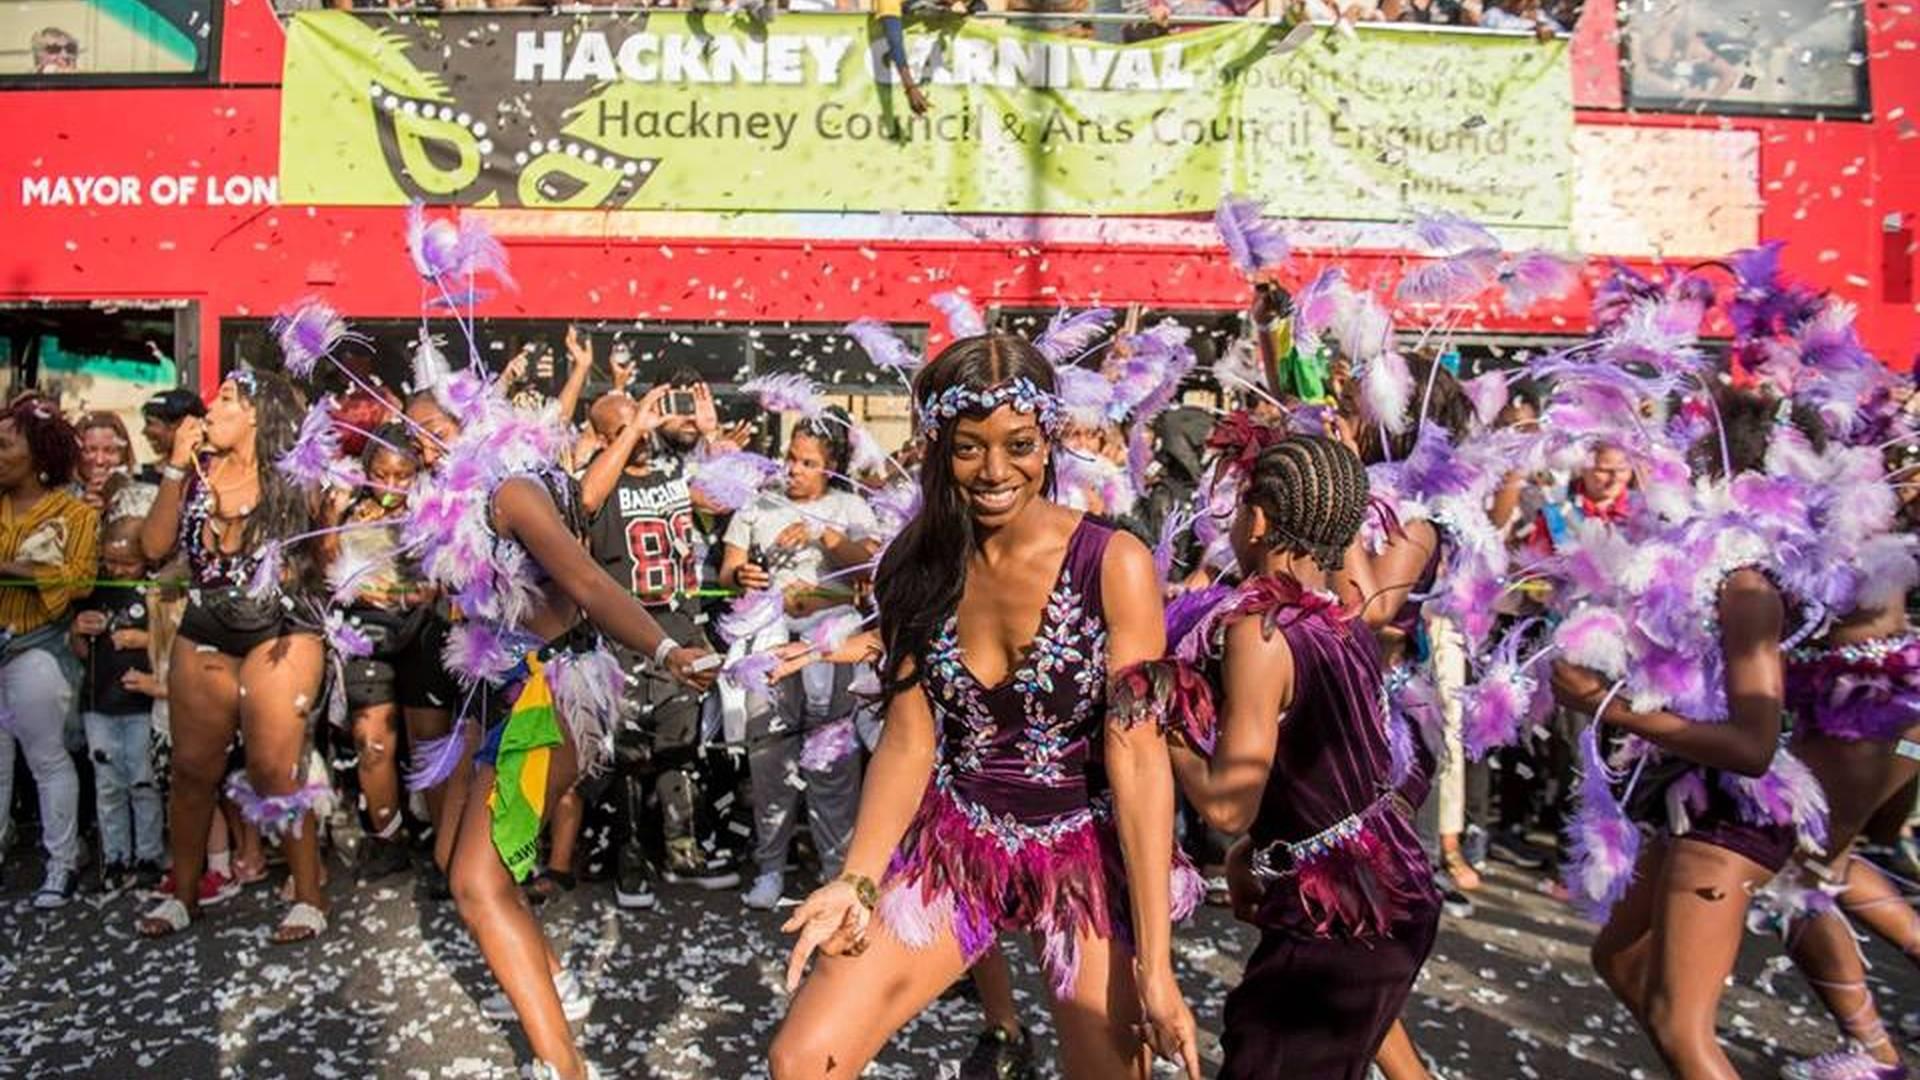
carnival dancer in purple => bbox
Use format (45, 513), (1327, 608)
(771, 333), (1204, 1079)
(1131, 432), (1440, 1080)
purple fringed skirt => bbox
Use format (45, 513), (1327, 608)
(1788, 632), (1920, 744)
(878, 776), (1205, 997)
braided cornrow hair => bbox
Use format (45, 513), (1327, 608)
(1242, 434), (1371, 572)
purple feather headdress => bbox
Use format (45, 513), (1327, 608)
(1407, 209), (1501, 254)
(1055, 366), (1116, 428)
(1293, 267), (1348, 342)
(846, 318), (921, 371)
(740, 372), (826, 420)
(1359, 350), (1415, 436)
(277, 397), (361, 492)
(930, 290), (987, 339)
(406, 202), (517, 292)
(1499, 248), (1583, 313)
(1395, 247), (1501, 307)
(689, 450), (781, 511)
(272, 297), (355, 379)
(1035, 307), (1117, 364)
(1214, 194), (1293, 275)
(1460, 371), (1511, 426)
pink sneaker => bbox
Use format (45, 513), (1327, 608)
(1780, 1049), (1909, 1080)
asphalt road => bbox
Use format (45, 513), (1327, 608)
(1, 854), (1915, 1079)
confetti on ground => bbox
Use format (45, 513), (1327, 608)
(0, 858), (1914, 1078)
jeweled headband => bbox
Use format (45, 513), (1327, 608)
(225, 367), (260, 398)
(917, 377), (1064, 439)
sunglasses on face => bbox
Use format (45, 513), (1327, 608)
(39, 43), (77, 56)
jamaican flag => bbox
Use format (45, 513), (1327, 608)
(490, 655), (564, 882)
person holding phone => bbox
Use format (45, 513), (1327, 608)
(580, 386), (740, 908)
(718, 409), (881, 911)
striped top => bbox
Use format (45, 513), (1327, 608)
(0, 489), (100, 635)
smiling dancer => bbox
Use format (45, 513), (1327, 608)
(770, 333), (1202, 1080)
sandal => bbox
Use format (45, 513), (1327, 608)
(526, 869), (576, 906)
(276, 868), (331, 903)
(271, 902), (328, 944)
(1444, 850), (1483, 892)
(137, 897), (192, 939)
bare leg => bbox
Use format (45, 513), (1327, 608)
(1641, 839), (1776, 1080)
(404, 705), (464, 870)
(548, 788), (582, 876)
(1835, 854), (1920, 954)
(1589, 835), (1668, 1021)
(236, 633), (328, 939)
(1046, 930), (1150, 1080)
(429, 720), (479, 872)
(143, 636), (239, 933)
(450, 754), (583, 1078)
(1785, 909), (1900, 1066)
(971, 943), (1023, 1036)
(770, 911), (973, 1079)
(353, 703), (402, 836)
(1373, 1020), (1432, 1080)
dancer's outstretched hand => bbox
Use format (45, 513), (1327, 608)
(1136, 961), (1202, 1080)
(780, 879), (870, 993)
(664, 646), (719, 692)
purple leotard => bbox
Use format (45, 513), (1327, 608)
(1178, 576), (1440, 1080)
(877, 515), (1203, 996)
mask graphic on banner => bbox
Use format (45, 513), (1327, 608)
(353, 26), (660, 208)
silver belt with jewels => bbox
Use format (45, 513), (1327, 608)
(1249, 789), (1414, 881)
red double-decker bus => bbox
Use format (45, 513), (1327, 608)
(2, 0), (1915, 433)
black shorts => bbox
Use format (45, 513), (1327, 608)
(339, 606), (460, 712)
(180, 591), (317, 659)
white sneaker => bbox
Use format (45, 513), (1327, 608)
(481, 970), (593, 1023)
(743, 871), (784, 911)
(32, 865), (76, 910)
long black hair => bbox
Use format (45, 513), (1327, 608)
(873, 333), (1057, 704)
(234, 369), (319, 585)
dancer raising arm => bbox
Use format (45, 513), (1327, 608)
(771, 333), (1202, 1080)
(136, 370), (332, 943)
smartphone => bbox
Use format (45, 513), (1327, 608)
(690, 653), (725, 673)
(669, 390), (697, 415)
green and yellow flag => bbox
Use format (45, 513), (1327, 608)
(490, 654), (564, 883)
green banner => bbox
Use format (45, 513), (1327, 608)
(280, 12), (1570, 225)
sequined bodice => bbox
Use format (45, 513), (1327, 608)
(180, 463), (259, 589)
(923, 516), (1114, 825)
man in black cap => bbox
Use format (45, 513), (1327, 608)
(138, 388), (206, 484)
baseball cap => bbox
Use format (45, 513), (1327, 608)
(142, 387), (207, 422)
